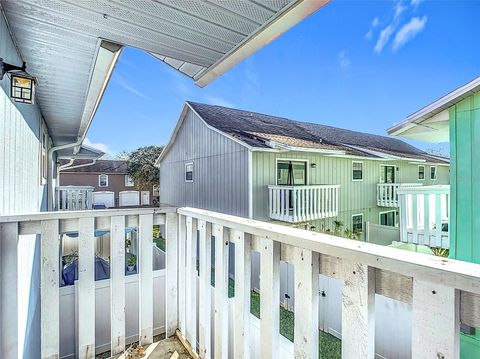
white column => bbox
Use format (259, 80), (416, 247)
(198, 220), (212, 358)
(213, 224), (229, 359)
(166, 212), (179, 337)
(78, 217), (95, 358)
(293, 247), (319, 359)
(341, 261), (375, 359)
(178, 215), (187, 336)
(0, 222), (18, 358)
(412, 279), (460, 359)
(232, 231), (251, 359)
(110, 215), (126, 355)
(259, 237), (280, 358)
(185, 217), (198, 348)
(41, 219), (60, 359)
(139, 213), (154, 345)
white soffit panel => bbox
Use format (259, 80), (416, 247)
(1, 0), (329, 144)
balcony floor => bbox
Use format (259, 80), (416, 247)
(106, 336), (192, 359)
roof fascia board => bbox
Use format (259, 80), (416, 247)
(194, 0), (330, 87)
(76, 40), (123, 148)
(388, 76), (480, 136)
(156, 102), (252, 166)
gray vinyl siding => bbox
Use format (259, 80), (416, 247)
(160, 108), (249, 217)
(252, 151), (449, 237)
(0, 13), (49, 214)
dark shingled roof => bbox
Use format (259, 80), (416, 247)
(187, 101), (449, 164)
(59, 159), (128, 173)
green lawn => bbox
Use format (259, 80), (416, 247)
(153, 225), (166, 251)
(220, 272), (341, 357)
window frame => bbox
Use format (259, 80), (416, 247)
(125, 175), (134, 187)
(352, 161), (364, 182)
(379, 210), (396, 227)
(418, 165), (425, 181)
(430, 166), (437, 180)
(185, 162), (194, 183)
(352, 213), (364, 233)
(98, 174), (109, 187)
(275, 158), (309, 186)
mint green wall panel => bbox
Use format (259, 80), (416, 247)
(450, 92), (480, 263)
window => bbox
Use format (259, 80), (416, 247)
(430, 166), (437, 180)
(276, 160), (307, 185)
(185, 162), (193, 182)
(380, 211), (396, 227)
(352, 161), (363, 181)
(125, 175), (134, 187)
(418, 165), (425, 180)
(98, 174), (108, 187)
(352, 214), (363, 233)
(380, 165), (395, 184)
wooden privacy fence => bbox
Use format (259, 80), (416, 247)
(0, 207), (176, 359)
(173, 207), (480, 359)
(56, 186), (94, 210)
(1, 205), (480, 359)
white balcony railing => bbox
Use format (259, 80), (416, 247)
(377, 183), (420, 207)
(2, 204), (480, 358)
(398, 185), (450, 249)
(56, 185), (94, 210)
(268, 185), (340, 223)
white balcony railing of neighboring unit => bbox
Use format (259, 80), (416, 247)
(397, 185), (450, 249)
(268, 185), (340, 223)
(376, 183), (421, 207)
(56, 186), (94, 210)
(2, 205), (480, 358)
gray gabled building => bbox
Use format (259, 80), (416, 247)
(159, 102), (450, 237)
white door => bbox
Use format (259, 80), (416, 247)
(141, 191), (150, 205)
(119, 191), (139, 206)
(93, 191), (115, 208)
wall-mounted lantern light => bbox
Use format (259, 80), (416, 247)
(311, 163), (317, 168)
(0, 57), (36, 104)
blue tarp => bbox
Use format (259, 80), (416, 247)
(62, 257), (110, 286)
(63, 227), (136, 238)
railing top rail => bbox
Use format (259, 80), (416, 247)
(178, 206), (480, 293)
(0, 206), (177, 223)
(56, 185), (95, 190)
(397, 184), (450, 195)
(268, 184), (340, 189)
(376, 182), (422, 186)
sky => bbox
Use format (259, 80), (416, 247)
(87, 0), (480, 158)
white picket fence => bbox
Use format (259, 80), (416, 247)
(398, 185), (450, 249)
(268, 184), (340, 222)
(56, 186), (94, 211)
(376, 183), (419, 207)
(1, 205), (480, 358)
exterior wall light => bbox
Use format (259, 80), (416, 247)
(311, 163), (317, 168)
(0, 58), (37, 104)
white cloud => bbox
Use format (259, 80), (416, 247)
(203, 95), (235, 109)
(394, 2), (407, 19)
(83, 138), (112, 156)
(112, 73), (148, 100)
(392, 16), (428, 51)
(374, 25), (394, 53)
(337, 50), (351, 69)
(365, 17), (380, 40)
(411, 0), (423, 7)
